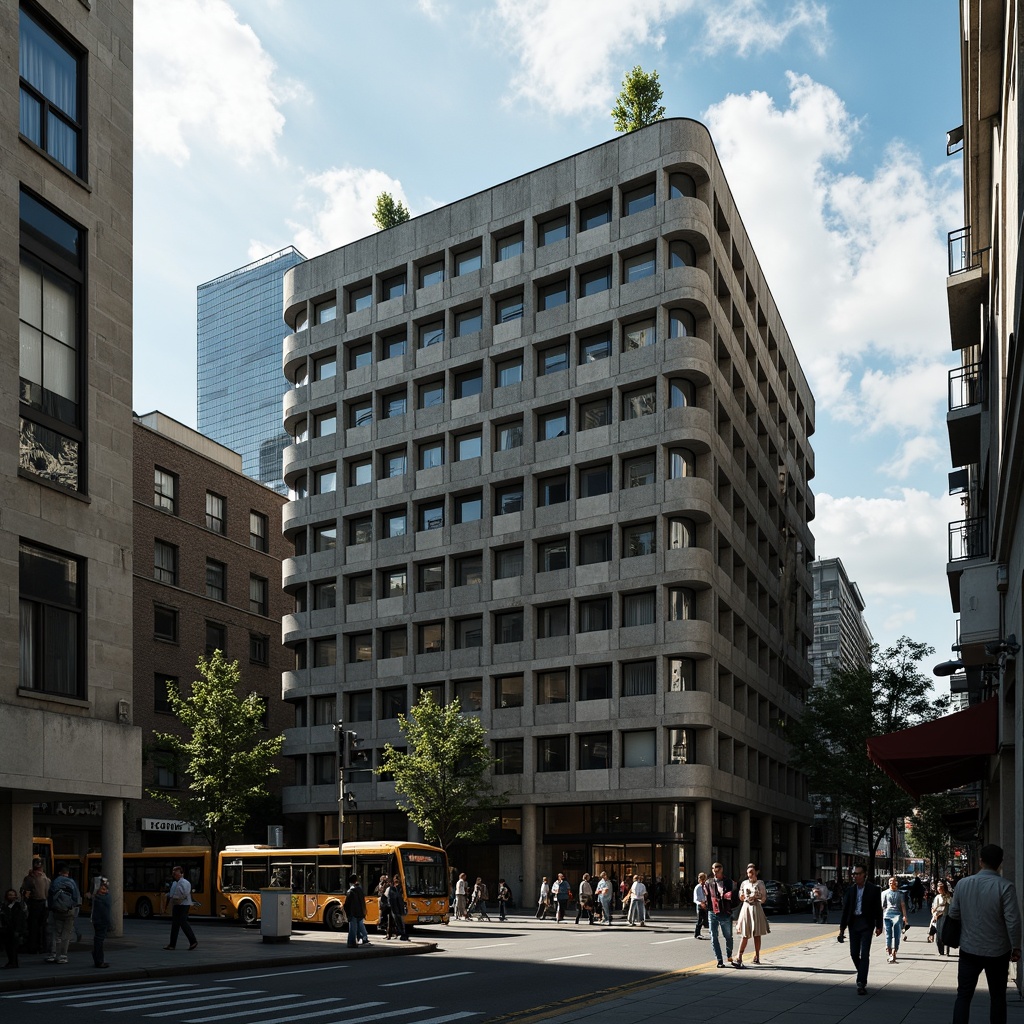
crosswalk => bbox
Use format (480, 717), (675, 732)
(0, 979), (482, 1024)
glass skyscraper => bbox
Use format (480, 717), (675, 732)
(197, 247), (306, 492)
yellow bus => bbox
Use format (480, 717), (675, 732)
(217, 841), (449, 931)
(82, 846), (213, 918)
(32, 838), (84, 888)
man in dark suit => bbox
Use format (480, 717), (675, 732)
(838, 865), (883, 995)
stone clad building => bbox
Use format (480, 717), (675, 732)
(1, 0), (137, 911)
(278, 119), (816, 897)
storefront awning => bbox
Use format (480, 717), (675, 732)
(866, 698), (998, 799)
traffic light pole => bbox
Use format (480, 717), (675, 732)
(335, 720), (346, 863)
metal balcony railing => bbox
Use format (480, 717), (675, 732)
(948, 517), (988, 562)
(948, 226), (981, 275)
(948, 362), (984, 411)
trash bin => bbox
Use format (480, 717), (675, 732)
(260, 888), (292, 943)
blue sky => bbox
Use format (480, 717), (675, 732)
(133, 0), (965, 667)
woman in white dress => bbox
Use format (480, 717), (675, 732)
(734, 864), (770, 966)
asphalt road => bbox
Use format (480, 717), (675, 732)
(0, 913), (833, 1024)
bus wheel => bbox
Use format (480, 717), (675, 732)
(238, 900), (259, 927)
(324, 903), (346, 931)
(136, 897), (153, 920)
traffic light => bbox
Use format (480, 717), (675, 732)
(345, 730), (369, 771)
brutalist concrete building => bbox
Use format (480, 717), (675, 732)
(278, 119), (816, 899)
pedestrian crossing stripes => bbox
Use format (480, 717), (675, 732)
(0, 980), (480, 1024)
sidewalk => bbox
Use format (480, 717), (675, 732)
(0, 917), (435, 994)
(517, 927), (1021, 1024)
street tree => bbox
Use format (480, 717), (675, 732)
(372, 191), (411, 230)
(377, 693), (503, 856)
(148, 650), (283, 853)
(611, 65), (666, 133)
(788, 637), (949, 874)
(906, 793), (958, 877)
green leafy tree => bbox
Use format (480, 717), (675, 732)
(148, 650), (283, 854)
(372, 192), (411, 230)
(611, 65), (666, 133)
(906, 793), (957, 876)
(788, 637), (949, 874)
(377, 693), (504, 854)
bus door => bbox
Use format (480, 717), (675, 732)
(290, 861), (318, 920)
(353, 855), (393, 926)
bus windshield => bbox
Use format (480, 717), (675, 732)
(401, 849), (447, 896)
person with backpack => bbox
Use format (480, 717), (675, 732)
(496, 879), (512, 922)
(45, 864), (81, 964)
(375, 875), (392, 937)
(468, 878), (490, 921)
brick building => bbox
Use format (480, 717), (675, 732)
(131, 412), (291, 849)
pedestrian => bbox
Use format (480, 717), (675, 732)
(375, 875), (392, 937)
(909, 875), (924, 913)
(45, 864), (81, 964)
(387, 875), (410, 941)
(734, 864), (770, 966)
(90, 877), (112, 968)
(627, 874), (647, 926)
(344, 874), (371, 948)
(497, 878), (511, 922)
(703, 863), (737, 967)
(928, 879), (952, 954)
(161, 865), (198, 951)
(947, 843), (1022, 1024)
(837, 863), (883, 995)
(595, 871), (613, 926)
(1, 889), (27, 968)
(811, 878), (829, 924)
(20, 857), (48, 954)
(454, 873), (468, 921)
(536, 876), (551, 920)
(551, 873), (570, 922)
(692, 872), (708, 939)
(882, 876), (909, 964)
(469, 877), (490, 921)
(575, 873), (594, 925)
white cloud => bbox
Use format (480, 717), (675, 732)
(704, 74), (960, 463)
(288, 168), (411, 257)
(813, 489), (961, 651)
(417, 0), (448, 19)
(701, 0), (828, 57)
(135, 0), (300, 165)
(492, 0), (825, 118)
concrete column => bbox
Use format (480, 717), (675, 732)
(0, 801), (34, 901)
(799, 823), (811, 880)
(738, 809), (751, 872)
(521, 804), (537, 906)
(305, 812), (319, 847)
(759, 814), (773, 876)
(696, 798), (713, 874)
(102, 799), (124, 937)
(788, 820), (799, 880)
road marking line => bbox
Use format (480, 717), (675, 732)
(650, 937), (687, 944)
(232, 965), (350, 980)
(390, 1014), (480, 1024)
(465, 942), (517, 949)
(19, 983), (197, 1004)
(1, 980), (170, 1000)
(106, 990), (261, 1013)
(147, 994), (295, 1018)
(186, 998), (362, 1024)
(320, 1009), (436, 1024)
(381, 972), (473, 987)
(544, 953), (592, 962)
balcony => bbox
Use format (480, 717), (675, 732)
(947, 226), (985, 350)
(946, 363), (983, 466)
(947, 516), (988, 612)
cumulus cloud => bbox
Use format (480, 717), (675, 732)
(493, 0), (826, 118)
(704, 73), (960, 467)
(288, 168), (412, 257)
(813, 489), (960, 649)
(135, 0), (301, 165)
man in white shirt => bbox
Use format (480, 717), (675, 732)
(162, 866), (198, 951)
(947, 844), (1021, 1024)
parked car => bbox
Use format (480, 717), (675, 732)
(762, 879), (796, 914)
(788, 881), (812, 912)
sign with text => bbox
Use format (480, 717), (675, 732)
(141, 818), (193, 833)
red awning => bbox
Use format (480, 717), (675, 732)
(866, 697), (998, 799)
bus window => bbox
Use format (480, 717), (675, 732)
(270, 863), (292, 888)
(292, 863), (316, 894)
(401, 849), (447, 896)
(317, 860), (346, 895)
